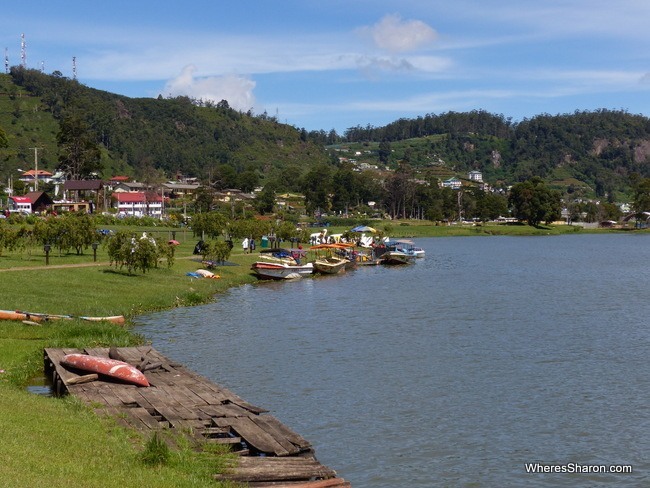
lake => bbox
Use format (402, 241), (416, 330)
(134, 234), (649, 487)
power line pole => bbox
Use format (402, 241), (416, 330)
(20, 33), (26, 68)
(28, 147), (43, 191)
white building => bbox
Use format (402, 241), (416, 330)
(115, 192), (163, 217)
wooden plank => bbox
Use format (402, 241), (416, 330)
(125, 407), (164, 429)
(215, 456), (337, 482)
(214, 417), (292, 456)
(198, 403), (254, 418)
(247, 479), (350, 487)
(252, 415), (311, 451)
(250, 416), (303, 456)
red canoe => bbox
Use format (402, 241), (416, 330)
(61, 353), (150, 387)
(0, 309), (125, 325)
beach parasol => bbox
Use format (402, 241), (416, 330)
(351, 225), (377, 233)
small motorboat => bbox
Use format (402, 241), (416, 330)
(379, 240), (417, 265)
(251, 261), (314, 280)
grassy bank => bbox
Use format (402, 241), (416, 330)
(0, 235), (258, 487)
(0, 221), (644, 486)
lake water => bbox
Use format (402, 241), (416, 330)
(134, 234), (649, 487)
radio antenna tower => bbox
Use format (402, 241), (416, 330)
(40, 61), (44, 72)
(72, 56), (77, 80)
(20, 33), (26, 68)
(4, 48), (8, 74)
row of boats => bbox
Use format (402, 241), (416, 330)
(250, 240), (424, 280)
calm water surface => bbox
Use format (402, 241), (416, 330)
(135, 234), (649, 487)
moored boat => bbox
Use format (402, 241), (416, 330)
(313, 256), (347, 274)
(379, 240), (417, 265)
(310, 244), (350, 274)
(251, 261), (314, 280)
(412, 246), (426, 258)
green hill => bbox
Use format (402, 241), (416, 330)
(0, 68), (328, 189)
(341, 110), (650, 201)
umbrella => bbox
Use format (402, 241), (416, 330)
(351, 225), (377, 233)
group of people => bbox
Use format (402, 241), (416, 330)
(241, 237), (256, 253)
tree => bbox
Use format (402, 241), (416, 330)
(191, 212), (227, 239)
(378, 140), (391, 165)
(632, 177), (650, 215)
(106, 231), (171, 274)
(508, 177), (562, 226)
(0, 126), (8, 149)
(56, 115), (101, 180)
(200, 240), (232, 264)
(255, 184), (276, 215)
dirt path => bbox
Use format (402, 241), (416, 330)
(0, 262), (110, 272)
(0, 255), (198, 272)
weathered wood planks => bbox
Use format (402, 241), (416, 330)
(214, 456), (339, 482)
(44, 346), (348, 486)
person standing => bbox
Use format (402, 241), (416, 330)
(242, 237), (249, 253)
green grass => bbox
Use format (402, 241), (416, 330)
(0, 229), (259, 487)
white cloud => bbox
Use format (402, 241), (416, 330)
(361, 14), (438, 53)
(163, 65), (256, 111)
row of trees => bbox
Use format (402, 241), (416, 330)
(0, 213), (97, 256)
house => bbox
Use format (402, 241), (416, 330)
(442, 177), (462, 190)
(7, 196), (33, 214)
(162, 182), (201, 199)
(112, 181), (147, 193)
(63, 180), (103, 201)
(468, 170), (483, 183)
(8, 191), (53, 213)
(19, 169), (54, 185)
(114, 192), (163, 217)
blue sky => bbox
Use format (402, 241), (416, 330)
(2, 1), (650, 133)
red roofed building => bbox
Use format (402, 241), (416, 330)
(115, 192), (163, 217)
(8, 192), (53, 214)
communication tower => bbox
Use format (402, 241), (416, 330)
(20, 33), (26, 68)
(72, 56), (77, 80)
(4, 48), (8, 74)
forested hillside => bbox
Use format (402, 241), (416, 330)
(343, 109), (650, 200)
(0, 68), (328, 190)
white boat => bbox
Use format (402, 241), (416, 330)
(379, 240), (417, 265)
(412, 246), (425, 258)
(251, 261), (314, 280)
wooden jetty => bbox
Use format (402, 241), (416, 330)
(44, 346), (350, 487)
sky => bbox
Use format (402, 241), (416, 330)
(2, 1), (650, 133)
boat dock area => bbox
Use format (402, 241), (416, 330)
(44, 346), (350, 487)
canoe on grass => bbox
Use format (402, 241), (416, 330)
(61, 353), (150, 387)
(0, 309), (125, 325)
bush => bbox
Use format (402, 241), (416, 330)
(105, 231), (173, 274)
